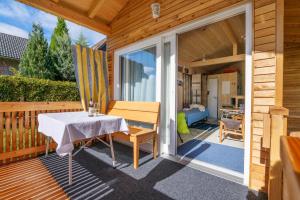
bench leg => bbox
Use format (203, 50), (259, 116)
(153, 134), (157, 159)
(133, 138), (139, 169)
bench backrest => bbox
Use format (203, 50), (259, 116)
(107, 101), (160, 130)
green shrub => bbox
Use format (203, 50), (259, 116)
(0, 75), (80, 101)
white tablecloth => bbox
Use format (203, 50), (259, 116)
(38, 112), (128, 156)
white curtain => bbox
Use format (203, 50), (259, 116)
(120, 46), (156, 102)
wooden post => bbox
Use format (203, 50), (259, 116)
(268, 106), (289, 200)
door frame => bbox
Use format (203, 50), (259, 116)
(113, 2), (252, 186)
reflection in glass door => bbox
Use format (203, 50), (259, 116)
(120, 46), (157, 102)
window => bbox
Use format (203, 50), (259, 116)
(120, 46), (156, 101)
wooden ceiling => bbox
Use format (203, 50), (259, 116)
(18, 0), (129, 35)
(178, 14), (245, 69)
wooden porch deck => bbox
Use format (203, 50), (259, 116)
(0, 142), (256, 200)
(0, 158), (68, 200)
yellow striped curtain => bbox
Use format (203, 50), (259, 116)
(72, 45), (109, 113)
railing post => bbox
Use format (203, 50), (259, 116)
(268, 106), (289, 200)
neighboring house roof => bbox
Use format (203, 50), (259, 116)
(0, 32), (28, 60)
(92, 38), (106, 51)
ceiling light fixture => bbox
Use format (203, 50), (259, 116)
(151, 3), (160, 19)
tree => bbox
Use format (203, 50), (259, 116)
(19, 23), (51, 79)
(76, 32), (89, 47)
(50, 17), (68, 51)
(49, 17), (75, 81)
(51, 33), (75, 81)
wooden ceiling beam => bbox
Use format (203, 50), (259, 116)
(188, 54), (245, 68)
(17, 0), (111, 35)
(219, 21), (238, 44)
(88, 0), (106, 19)
(219, 21), (238, 55)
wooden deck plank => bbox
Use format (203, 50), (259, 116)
(0, 158), (68, 199)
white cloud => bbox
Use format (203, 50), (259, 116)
(27, 9), (105, 46)
(34, 11), (57, 30)
(0, 1), (31, 22)
(144, 66), (155, 74)
(0, 0), (105, 46)
(0, 23), (28, 38)
(66, 21), (106, 46)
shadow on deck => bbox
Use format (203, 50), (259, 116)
(0, 142), (267, 200)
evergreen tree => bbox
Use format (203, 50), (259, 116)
(50, 17), (68, 51)
(19, 23), (51, 79)
(49, 17), (75, 81)
(76, 32), (89, 47)
(52, 33), (75, 81)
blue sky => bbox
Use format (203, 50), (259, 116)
(0, 0), (106, 46)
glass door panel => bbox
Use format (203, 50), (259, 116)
(120, 46), (157, 102)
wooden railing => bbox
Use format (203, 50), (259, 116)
(0, 102), (82, 165)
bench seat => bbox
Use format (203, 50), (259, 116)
(108, 101), (160, 169)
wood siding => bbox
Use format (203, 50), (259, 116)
(107, 0), (282, 192)
(283, 0), (300, 132)
(251, 0), (279, 191)
(107, 0), (245, 95)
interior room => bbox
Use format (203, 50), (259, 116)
(176, 14), (246, 175)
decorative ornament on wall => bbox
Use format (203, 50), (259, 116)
(151, 3), (160, 19)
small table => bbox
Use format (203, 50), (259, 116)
(38, 111), (129, 185)
(219, 107), (244, 119)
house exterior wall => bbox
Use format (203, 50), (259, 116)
(107, 0), (245, 93)
(251, 0), (278, 191)
(283, 0), (300, 132)
(107, 0), (282, 192)
(0, 57), (19, 75)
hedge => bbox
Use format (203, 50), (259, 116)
(0, 75), (80, 101)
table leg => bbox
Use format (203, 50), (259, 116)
(108, 134), (116, 168)
(69, 152), (72, 185)
(45, 136), (50, 157)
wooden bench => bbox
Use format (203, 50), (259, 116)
(107, 101), (160, 169)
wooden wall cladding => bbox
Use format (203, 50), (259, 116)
(251, 0), (277, 192)
(283, 0), (300, 132)
(107, 0), (245, 97)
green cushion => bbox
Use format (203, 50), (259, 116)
(177, 112), (190, 134)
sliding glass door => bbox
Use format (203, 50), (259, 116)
(114, 36), (177, 155)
